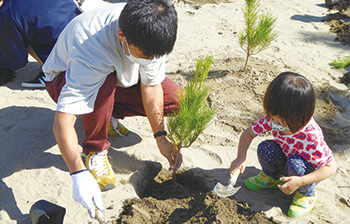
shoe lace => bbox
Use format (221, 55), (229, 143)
(88, 151), (109, 177)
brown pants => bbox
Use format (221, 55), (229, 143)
(46, 72), (181, 154)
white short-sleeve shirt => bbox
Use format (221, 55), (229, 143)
(43, 3), (166, 115)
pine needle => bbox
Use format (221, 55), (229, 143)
(239, 0), (277, 70)
(167, 55), (216, 176)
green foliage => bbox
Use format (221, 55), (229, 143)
(332, 56), (350, 69)
(239, 0), (277, 70)
(167, 55), (216, 151)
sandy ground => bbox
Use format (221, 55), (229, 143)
(0, 0), (349, 223)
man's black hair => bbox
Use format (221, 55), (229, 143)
(0, 66), (15, 86)
(119, 0), (178, 57)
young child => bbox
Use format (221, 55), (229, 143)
(230, 72), (336, 218)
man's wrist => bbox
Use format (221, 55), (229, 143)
(154, 130), (167, 138)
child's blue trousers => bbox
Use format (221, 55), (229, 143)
(257, 140), (316, 196)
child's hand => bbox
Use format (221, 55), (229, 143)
(229, 159), (246, 174)
(277, 176), (303, 195)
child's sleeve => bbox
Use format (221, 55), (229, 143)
(309, 135), (334, 168)
(292, 120), (334, 168)
(251, 115), (272, 135)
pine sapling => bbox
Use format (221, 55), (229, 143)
(239, 0), (277, 70)
(167, 55), (216, 179)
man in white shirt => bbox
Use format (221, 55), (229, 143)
(43, 0), (182, 219)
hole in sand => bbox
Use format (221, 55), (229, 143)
(115, 164), (278, 223)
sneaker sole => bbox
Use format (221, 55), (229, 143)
(21, 83), (46, 88)
(102, 183), (116, 191)
(21, 75), (46, 88)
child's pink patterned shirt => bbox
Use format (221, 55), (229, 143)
(251, 116), (333, 168)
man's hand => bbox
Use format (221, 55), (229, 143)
(278, 176), (303, 195)
(156, 136), (182, 171)
(71, 170), (104, 218)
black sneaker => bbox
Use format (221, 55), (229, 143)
(21, 71), (46, 88)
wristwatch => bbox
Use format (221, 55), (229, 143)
(154, 130), (167, 138)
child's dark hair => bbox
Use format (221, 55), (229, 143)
(119, 0), (177, 58)
(263, 72), (315, 133)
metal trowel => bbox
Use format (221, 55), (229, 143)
(213, 169), (241, 198)
(95, 208), (107, 224)
(93, 198), (107, 224)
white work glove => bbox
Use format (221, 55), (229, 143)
(70, 170), (104, 218)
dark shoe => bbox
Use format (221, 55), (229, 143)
(21, 71), (46, 88)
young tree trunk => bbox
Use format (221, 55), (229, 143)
(244, 51), (250, 70)
(172, 147), (181, 180)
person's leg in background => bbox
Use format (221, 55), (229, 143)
(18, 0), (80, 88)
(0, 0), (28, 86)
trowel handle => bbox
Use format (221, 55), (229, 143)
(229, 169), (240, 185)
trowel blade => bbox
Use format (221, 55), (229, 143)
(213, 182), (241, 198)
